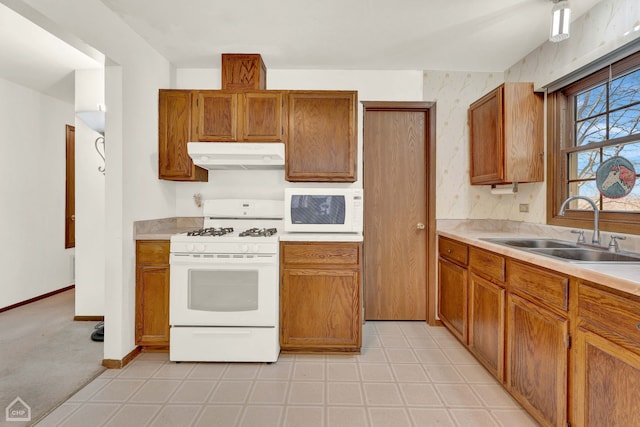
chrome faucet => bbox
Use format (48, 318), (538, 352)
(558, 196), (600, 245)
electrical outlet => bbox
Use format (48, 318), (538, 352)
(519, 204), (529, 213)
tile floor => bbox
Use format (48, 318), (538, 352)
(36, 322), (539, 427)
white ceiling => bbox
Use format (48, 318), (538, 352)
(0, 0), (603, 103)
(0, 3), (102, 103)
(98, 0), (602, 70)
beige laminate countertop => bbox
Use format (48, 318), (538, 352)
(133, 218), (363, 243)
(438, 230), (640, 296)
(134, 217), (203, 240)
(438, 229), (640, 297)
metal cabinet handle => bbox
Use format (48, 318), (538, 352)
(416, 223), (425, 230)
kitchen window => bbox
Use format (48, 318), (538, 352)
(548, 50), (640, 234)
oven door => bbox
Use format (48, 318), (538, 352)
(169, 253), (278, 327)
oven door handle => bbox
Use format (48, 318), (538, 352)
(191, 330), (252, 336)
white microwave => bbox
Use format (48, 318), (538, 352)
(284, 188), (363, 233)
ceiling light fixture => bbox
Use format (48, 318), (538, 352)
(550, 0), (571, 42)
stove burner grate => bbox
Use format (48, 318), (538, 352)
(239, 228), (278, 237)
(187, 227), (234, 237)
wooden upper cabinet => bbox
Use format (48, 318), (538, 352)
(192, 91), (238, 141)
(192, 90), (285, 142)
(469, 82), (543, 185)
(287, 91), (358, 182)
(241, 91), (285, 141)
(221, 53), (266, 90)
(158, 90), (207, 181)
(159, 87), (358, 182)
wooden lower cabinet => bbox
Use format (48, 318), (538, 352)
(438, 257), (468, 344)
(135, 240), (170, 349)
(437, 236), (469, 344)
(506, 294), (569, 427)
(468, 272), (505, 381)
(574, 281), (640, 426)
(468, 247), (505, 381)
(280, 241), (362, 352)
(574, 328), (640, 426)
(437, 235), (640, 426)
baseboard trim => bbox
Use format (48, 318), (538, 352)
(102, 346), (141, 369)
(74, 316), (105, 321)
(0, 285), (75, 313)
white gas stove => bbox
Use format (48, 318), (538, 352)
(169, 199), (283, 363)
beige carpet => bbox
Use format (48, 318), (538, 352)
(0, 289), (104, 427)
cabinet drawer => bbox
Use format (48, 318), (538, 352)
(469, 247), (505, 283)
(136, 240), (170, 265)
(281, 242), (361, 266)
(579, 282), (640, 348)
(507, 260), (569, 312)
(438, 237), (468, 266)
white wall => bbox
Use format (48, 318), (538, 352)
(173, 69), (424, 217)
(0, 77), (75, 308)
(74, 68), (105, 316)
(429, 0), (640, 224)
(19, 0), (175, 361)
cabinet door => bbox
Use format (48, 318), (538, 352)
(469, 86), (504, 184)
(221, 53), (266, 90)
(135, 241), (170, 348)
(192, 91), (238, 141)
(438, 257), (468, 344)
(574, 328), (640, 427)
(135, 265), (170, 347)
(158, 90), (207, 181)
(241, 91), (285, 141)
(506, 293), (568, 427)
(280, 268), (361, 350)
(469, 273), (505, 381)
(287, 91), (357, 182)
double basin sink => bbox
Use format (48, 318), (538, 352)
(482, 238), (640, 264)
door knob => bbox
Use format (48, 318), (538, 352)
(416, 223), (425, 230)
(71, 215), (75, 221)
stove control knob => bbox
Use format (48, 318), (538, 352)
(251, 244), (260, 253)
(240, 244), (249, 253)
(186, 244), (195, 252)
(195, 244), (205, 252)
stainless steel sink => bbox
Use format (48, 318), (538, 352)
(481, 238), (580, 249)
(529, 248), (640, 263)
(481, 237), (640, 263)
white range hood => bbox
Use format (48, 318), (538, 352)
(187, 142), (285, 170)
